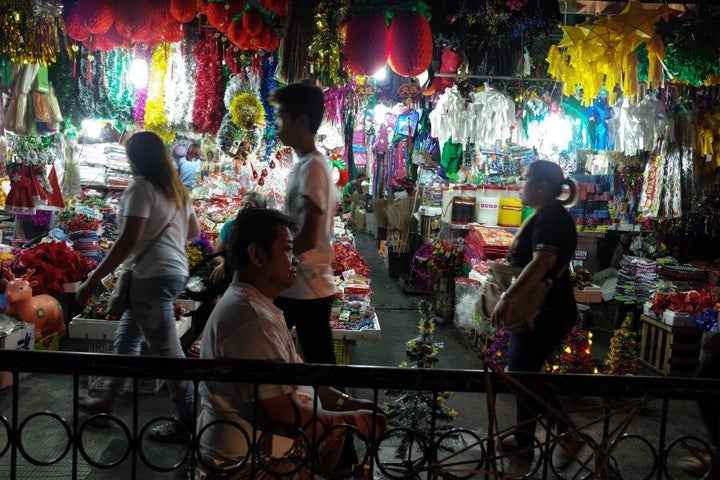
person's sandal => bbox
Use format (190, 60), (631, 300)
(148, 417), (191, 443)
(186, 338), (201, 358)
(496, 434), (535, 462)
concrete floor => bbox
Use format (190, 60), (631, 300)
(0, 231), (712, 479)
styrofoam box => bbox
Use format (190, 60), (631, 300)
(70, 315), (192, 340)
(643, 302), (661, 320)
(662, 310), (696, 328)
(573, 285), (603, 303)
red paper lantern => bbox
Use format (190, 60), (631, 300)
(143, 23), (165, 46)
(388, 12), (432, 77)
(65, 9), (89, 42)
(162, 22), (185, 43)
(152, 0), (174, 26)
(344, 13), (388, 77)
(170, 0), (197, 23)
(242, 10), (264, 36)
(258, 0), (287, 16)
(204, 2), (232, 31)
(114, 1), (152, 41)
(227, 20), (248, 49)
(77, 0), (114, 35)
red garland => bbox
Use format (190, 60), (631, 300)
(192, 37), (224, 134)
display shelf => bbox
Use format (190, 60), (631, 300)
(330, 314), (381, 341)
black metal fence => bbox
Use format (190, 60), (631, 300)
(1, 349), (719, 479)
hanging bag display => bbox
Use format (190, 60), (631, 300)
(105, 221), (173, 318)
(478, 263), (564, 333)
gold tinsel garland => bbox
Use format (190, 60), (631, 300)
(0, 0), (65, 65)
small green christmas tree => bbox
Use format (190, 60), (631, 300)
(384, 300), (457, 458)
(604, 314), (640, 375)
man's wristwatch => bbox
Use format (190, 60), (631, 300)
(335, 392), (350, 410)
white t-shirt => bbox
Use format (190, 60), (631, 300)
(120, 177), (192, 279)
(198, 281), (308, 461)
(280, 150), (337, 299)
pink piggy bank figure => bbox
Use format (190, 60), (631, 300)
(2, 268), (65, 341)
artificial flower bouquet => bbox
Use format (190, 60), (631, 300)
(57, 204), (103, 233)
(412, 239), (463, 282)
(80, 292), (193, 321)
(649, 289), (718, 316)
(9, 240), (92, 295)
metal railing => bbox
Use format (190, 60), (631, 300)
(0, 349), (719, 479)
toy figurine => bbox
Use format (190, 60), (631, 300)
(2, 268), (64, 341)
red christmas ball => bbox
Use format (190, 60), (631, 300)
(170, 0), (197, 23)
(77, 0), (114, 35)
(269, 160), (276, 169)
(261, 168), (268, 177)
(388, 12), (432, 77)
(344, 12), (388, 77)
(258, 177), (265, 186)
(65, 8), (89, 42)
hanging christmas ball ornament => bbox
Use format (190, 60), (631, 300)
(261, 168), (268, 177)
(258, 177), (265, 186)
(388, 12), (432, 77)
(344, 12), (388, 76)
(269, 159), (276, 169)
(170, 0), (197, 23)
(77, 0), (114, 35)
(66, 9), (90, 42)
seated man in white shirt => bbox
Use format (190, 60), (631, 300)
(196, 208), (387, 479)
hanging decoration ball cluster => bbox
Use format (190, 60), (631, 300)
(65, 0), (188, 51)
(344, 6), (432, 78)
(65, 0), (289, 52)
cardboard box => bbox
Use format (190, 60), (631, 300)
(1, 321), (35, 389)
(35, 332), (60, 351)
(643, 302), (661, 320)
(574, 285), (603, 303)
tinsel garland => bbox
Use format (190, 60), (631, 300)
(192, 37), (224, 134)
(16, 210), (53, 228)
(229, 93), (265, 129)
(104, 49), (135, 124)
(695, 308), (719, 333)
(217, 113), (262, 157)
(223, 74), (246, 110)
(133, 88), (147, 128)
(604, 315), (639, 375)
(260, 51), (277, 163)
(0, 0), (64, 64)
(307, 0), (348, 86)
(144, 45), (173, 142)
(165, 42), (195, 130)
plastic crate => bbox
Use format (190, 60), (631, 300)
(87, 340), (165, 394)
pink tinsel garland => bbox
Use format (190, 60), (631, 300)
(192, 38), (224, 134)
(133, 88), (147, 127)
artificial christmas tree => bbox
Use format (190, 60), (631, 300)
(384, 300), (457, 458)
(605, 315), (640, 375)
(550, 324), (596, 374)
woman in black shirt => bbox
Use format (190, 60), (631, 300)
(492, 160), (578, 453)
